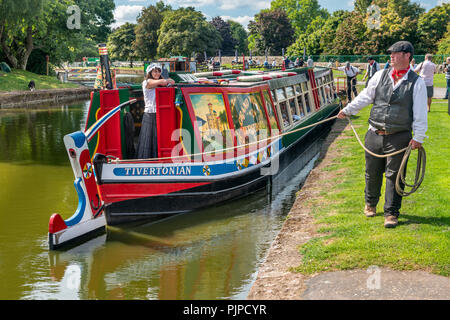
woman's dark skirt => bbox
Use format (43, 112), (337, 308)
(136, 112), (158, 159)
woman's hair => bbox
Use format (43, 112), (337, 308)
(145, 70), (162, 80)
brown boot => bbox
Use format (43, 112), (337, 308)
(364, 205), (377, 217)
(384, 215), (398, 228)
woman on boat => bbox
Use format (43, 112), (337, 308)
(136, 63), (175, 159)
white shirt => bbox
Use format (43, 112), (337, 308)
(414, 60), (436, 86)
(342, 69), (428, 143)
(338, 65), (359, 77)
(142, 79), (157, 113)
(307, 58), (313, 67)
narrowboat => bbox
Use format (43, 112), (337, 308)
(48, 45), (341, 250)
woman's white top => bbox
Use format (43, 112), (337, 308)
(142, 79), (156, 113)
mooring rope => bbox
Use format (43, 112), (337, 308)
(112, 114), (340, 163)
(345, 116), (426, 196)
(107, 109), (425, 196)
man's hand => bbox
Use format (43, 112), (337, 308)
(337, 110), (348, 119)
(409, 139), (422, 150)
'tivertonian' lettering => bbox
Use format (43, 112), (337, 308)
(119, 166), (192, 176)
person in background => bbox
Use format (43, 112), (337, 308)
(362, 57), (380, 87)
(384, 59), (390, 69)
(307, 56), (314, 67)
(444, 56), (450, 100)
(410, 58), (417, 70)
(337, 41), (427, 228)
(298, 57), (305, 67)
(338, 61), (359, 102)
(136, 63), (175, 159)
(414, 54), (436, 112)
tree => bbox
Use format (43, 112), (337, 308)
(417, 3), (450, 53)
(0, 0), (45, 69)
(210, 17), (237, 56)
(354, 0), (374, 14)
(365, 0), (424, 54)
(76, 0), (115, 43)
(157, 7), (221, 58)
(108, 23), (136, 67)
(248, 9), (295, 55)
(436, 24), (450, 56)
(133, 1), (171, 60)
(0, 0), (115, 70)
(271, 0), (329, 36)
(228, 20), (248, 55)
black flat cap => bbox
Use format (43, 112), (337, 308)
(387, 41), (414, 55)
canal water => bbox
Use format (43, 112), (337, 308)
(0, 99), (319, 300)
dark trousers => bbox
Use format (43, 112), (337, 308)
(364, 130), (411, 217)
(136, 112), (158, 159)
(346, 76), (358, 102)
(445, 78), (449, 99)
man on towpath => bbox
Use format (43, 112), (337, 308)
(337, 41), (428, 228)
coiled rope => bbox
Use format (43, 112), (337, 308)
(346, 116), (426, 197)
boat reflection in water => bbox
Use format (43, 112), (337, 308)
(44, 152), (319, 300)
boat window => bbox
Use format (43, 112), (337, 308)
(263, 90), (279, 131)
(296, 96), (306, 118)
(286, 86), (295, 98)
(276, 88), (286, 100)
(304, 92), (312, 113)
(271, 90), (277, 102)
(189, 93), (233, 152)
(301, 82), (308, 92)
(279, 101), (290, 128)
(229, 92), (270, 146)
(295, 84), (302, 95)
(289, 98), (301, 122)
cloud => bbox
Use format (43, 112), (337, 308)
(220, 15), (254, 30)
(163, 0), (270, 11)
(112, 5), (143, 28)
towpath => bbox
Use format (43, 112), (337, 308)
(247, 118), (450, 300)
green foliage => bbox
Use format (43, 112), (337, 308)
(436, 24), (450, 56)
(210, 17), (237, 56)
(228, 20), (248, 55)
(248, 8), (295, 55)
(417, 3), (450, 54)
(133, 2), (170, 60)
(108, 23), (136, 65)
(0, 0), (115, 70)
(157, 7), (221, 58)
(271, 0), (329, 35)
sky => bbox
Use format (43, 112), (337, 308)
(112, 0), (449, 30)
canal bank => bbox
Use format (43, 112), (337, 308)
(247, 110), (450, 300)
(0, 87), (93, 109)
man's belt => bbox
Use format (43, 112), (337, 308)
(374, 130), (394, 135)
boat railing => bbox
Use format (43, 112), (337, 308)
(84, 99), (137, 142)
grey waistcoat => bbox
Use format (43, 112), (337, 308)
(369, 68), (419, 133)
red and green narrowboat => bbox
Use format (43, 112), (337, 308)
(48, 45), (341, 249)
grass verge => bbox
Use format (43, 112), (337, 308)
(0, 69), (80, 92)
(294, 99), (450, 276)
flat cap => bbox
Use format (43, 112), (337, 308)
(387, 41), (414, 55)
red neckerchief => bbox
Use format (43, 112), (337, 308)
(392, 67), (410, 82)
